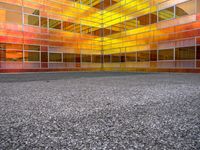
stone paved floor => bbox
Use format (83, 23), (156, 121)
(0, 72), (200, 149)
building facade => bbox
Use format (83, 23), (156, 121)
(0, 0), (200, 72)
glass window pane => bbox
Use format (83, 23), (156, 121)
(82, 54), (91, 62)
(126, 19), (137, 30)
(137, 51), (150, 62)
(92, 55), (101, 63)
(159, 7), (174, 21)
(150, 12), (157, 24)
(41, 52), (48, 62)
(6, 50), (23, 61)
(176, 0), (195, 18)
(137, 14), (150, 27)
(175, 47), (195, 60)
(49, 19), (61, 29)
(24, 52), (40, 61)
(150, 50), (157, 61)
(111, 54), (120, 62)
(158, 49), (174, 60)
(104, 55), (111, 63)
(24, 45), (40, 51)
(197, 46), (200, 59)
(24, 14), (39, 26)
(0, 50), (6, 61)
(63, 53), (75, 62)
(49, 53), (62, 62)
(126, 52), (136, 62)
(63, 21), (74, 32)
(41, 17), (47, 28)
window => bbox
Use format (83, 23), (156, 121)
(6, 50), (23, 61)
(63, 21), (74, 32)
(197, 46), (200, 59)
(76, 54), (80, 63)
(150, 12), (157, 24)
(137, 14), (150, 27)
(0, 50), (5, 61)
(82, 54), (91, 62)
(24, 14), (39, 26)
(158, 49), (174, 60)
(150, 50), (157, 61)
(41, 17), (47, 28)
(126, 52), (136, 62)
(104, 55), (111, 63)
(125, 19), (137, 30)
(159, 7), (174, 21)
(24, 52), (40, 61)
(175, 47), (195, 60)
(41, 52), (48, 62)
(176, 0), (195, 18)
(49, 53), (62, 62)
(111, 54), (120, 62)
(63, 53), (75, 62)
(137, 51), (150, 62)
(92, 55), (101, 63)
(49, 19), (61, 29)
(24, 45), (40, 51)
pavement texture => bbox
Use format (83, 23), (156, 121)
(0, 72), (200, 150)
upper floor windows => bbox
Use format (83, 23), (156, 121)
(49, 19), (62, 30)
(158, 7), (174, 21)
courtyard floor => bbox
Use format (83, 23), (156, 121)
(0, 72), (200, 149)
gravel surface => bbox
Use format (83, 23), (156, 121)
(0, 72), (200, 149)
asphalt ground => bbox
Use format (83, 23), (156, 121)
(0, 72), (200, 149)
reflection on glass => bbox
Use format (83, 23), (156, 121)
(24, 52), (40, 61)
(176, 0), (195, 18)
(158, 49), (174, 60)
(24, 14), (39, 26)
(175, 47), (195, 60)
(159, 7), (174, 21)
(49, 53), (62, 62)
(49, 19), (61, 29)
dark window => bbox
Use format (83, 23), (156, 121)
(197, 46), (200, 59)
(121, 53), (126, 62)
(76, 54), (80, 63)
(126, 52), (136, 62)
(24, 14), (39, 26)
(150, 50), (157, 61)
(104, 55), (111, 63)
(63, 21), (74, 32)
(63, 53), (75, 62)
(176, 0), (195, 18)
(49, 53), (62, 62)
(24, 52), (40, 61)
(49, 19), (61, 29)
(175, 47), (195, 60)
(92, 55), (101, 63)
(41, 52), (48, 62)
(137, 14), (150, 27)
(158, 49), (174, 60)
(41, 17), (48, 28)
(137, 51), (150, 62)
(82, 54), (91, 62)
(159, 7), (174, 21)
(125, 19), (137, 30)
(150, 12), (157, 24)
(111, 54), (120, 62)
